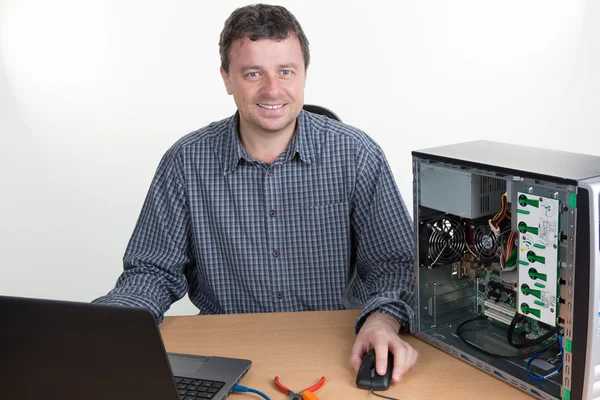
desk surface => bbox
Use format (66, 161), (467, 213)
(160, 309), (532, 400)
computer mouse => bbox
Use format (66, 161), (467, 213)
(356, 349), (394, 391)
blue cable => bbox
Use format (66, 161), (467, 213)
(232, 384), (271, 400)
(526, 333), (563, 381)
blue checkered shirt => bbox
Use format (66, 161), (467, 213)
(93, 110), (415, 333)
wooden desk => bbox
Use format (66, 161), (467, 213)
(160, 310), (532, 400)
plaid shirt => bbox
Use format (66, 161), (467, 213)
(94, 110), (415, 333)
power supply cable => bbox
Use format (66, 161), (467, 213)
(506, 312), (562, 349)
(456, 316), (559, 359)
(526, 334), (563, 381)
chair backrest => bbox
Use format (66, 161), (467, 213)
(302, 104), (341, 122)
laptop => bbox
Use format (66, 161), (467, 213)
(0, 295), (252, 400)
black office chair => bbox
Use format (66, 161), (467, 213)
(302, 104), (341, 122)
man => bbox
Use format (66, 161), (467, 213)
(94, 4), (417, 383)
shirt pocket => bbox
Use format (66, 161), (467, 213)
(295, 201), (351, 270)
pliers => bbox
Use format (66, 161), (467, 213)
(274, 376), (325, 400)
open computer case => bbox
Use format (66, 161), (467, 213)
(412, 140), (600, 400)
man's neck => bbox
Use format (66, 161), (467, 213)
(238, 121), (297, 165)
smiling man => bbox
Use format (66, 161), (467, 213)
(221, 38), (304, 164)
(219, 11), (307, 165)
(94, 4), (417, 384)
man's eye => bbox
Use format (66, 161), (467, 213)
(247, 72), (260, 77)
(281, 70), (292, 75)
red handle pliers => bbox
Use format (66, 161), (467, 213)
(274, 376), (325, 400)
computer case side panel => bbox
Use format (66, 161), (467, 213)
(576, 178), (600, 400)
(567, 187), (589, 400)
(413, 156), (422, 333)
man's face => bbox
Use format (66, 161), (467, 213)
(221, 34), (306, 137)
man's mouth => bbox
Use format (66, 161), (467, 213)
(257, 104), (284, 110)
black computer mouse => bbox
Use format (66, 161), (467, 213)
(356, 350), (394, 391)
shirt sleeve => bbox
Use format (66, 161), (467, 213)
(348, 142), (416, 334)
(92, 146), (192, 323)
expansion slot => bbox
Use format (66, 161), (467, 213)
(483, 300), (515, 326)
(484, 309), (513, 326)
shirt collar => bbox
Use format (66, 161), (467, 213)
(221, 109), (315, 175)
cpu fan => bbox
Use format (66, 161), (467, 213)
(471, 223), (500, 261)
(420, 216), (465, 266)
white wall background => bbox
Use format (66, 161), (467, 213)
(1, 0), (598, 316)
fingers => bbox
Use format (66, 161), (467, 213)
(391, 343), (407, 382)
(374, 343), (390, 375)
(351, 338), (418, 382)
(350, 315), (418, 383)
(390, 340), (419, 382)
(349, 339), (368, 373)
(410, 344), (419, 367)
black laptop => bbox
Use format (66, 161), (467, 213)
(0, 295), (252, 400)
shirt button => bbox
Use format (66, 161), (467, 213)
(276, 291), (283, 298)
(267, 170), (273, 177)
(272, 250), (279, 257)
(269, 210), (276, 217)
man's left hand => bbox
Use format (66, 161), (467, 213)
(349, 312), (418, 383)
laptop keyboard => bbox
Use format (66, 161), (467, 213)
(175, 377), (226, 399)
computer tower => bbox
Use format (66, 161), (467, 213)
(412, 140), (600, 400)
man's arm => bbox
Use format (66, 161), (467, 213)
(350, 143), (415, 333)
(93, 147), (192, 323)
(348, 141), (417, 382)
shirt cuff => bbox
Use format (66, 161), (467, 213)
(92, 294), (164, 324)
(354, 298), (416, 335)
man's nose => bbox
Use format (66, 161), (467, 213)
(261, 74), (280, 97)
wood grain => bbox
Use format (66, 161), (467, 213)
(160, 310), (533, 400)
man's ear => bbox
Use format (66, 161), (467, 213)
(220, 68), (233, 95)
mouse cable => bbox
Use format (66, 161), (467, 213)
(370, 388), (400, 400)
(232, 384), (271, 400)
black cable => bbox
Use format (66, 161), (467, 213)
(370, 388), (400, 400)
(456, 316), (559, 359)
(506, 312), (562, 349)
